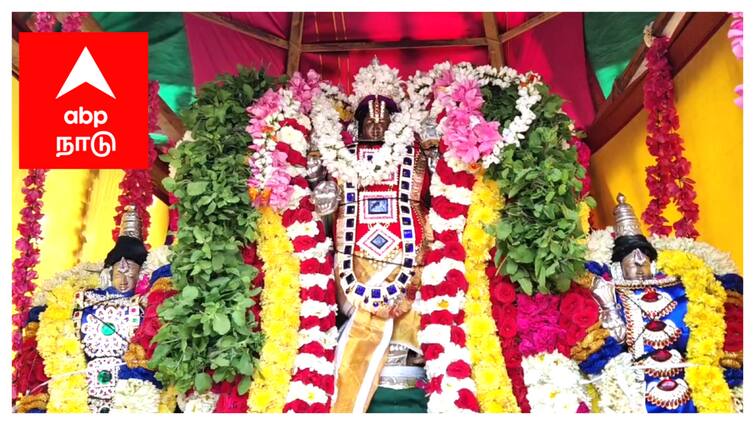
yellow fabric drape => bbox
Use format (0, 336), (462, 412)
(590, 21), (743, 270)
(12, 77), (169, 278)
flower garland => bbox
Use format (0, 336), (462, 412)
(642, 36), (700, 238)
(656, 250), (733, 412)
(521, 351), (591, 412)
(461, 174), (519, 412)
(728, 13), (743, 108)
(281, 196), (339, 413)
(36, 273), (101, 412)
(246, 207), (301, 412)
(486, 266), (530, 411)
(586, 228), (740, 275)
(33, 12), (56, 32)
(591, 352), (645, 413)
(11, 169), (46, 400)
(112, 80), (160, 243)
(415, 153), (480, 412)
(311, 75), (424, 187)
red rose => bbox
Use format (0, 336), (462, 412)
(299, 315), (322, 329)
(431, 196), (468, 219)
(446, 360), (472, 379)
(300, 341), (326, 358)
(454, 388), (481, 411)
(428, 310), (455, 325)
(450, 325), (467, 347)
(422, 343), (445, 361)
(498, 315), (518, 339)
(572, 310), (598, 328)
(418, 376), (443, 394)
(492, 282), (516, 304)
(283, 400), (309, 412)
(292, 236), (316, 252)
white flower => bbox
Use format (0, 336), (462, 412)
(586, 226), (615, 264)
(521, 352), (591, 413)
(285, 381), (329, 405)
(177, 390), (219, 413)
(111, 379), (161, 413)
(592, 352), (645, 413)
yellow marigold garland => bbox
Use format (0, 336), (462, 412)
(462, 173), (519, 413)
(36, 272), (100, 412)
(656, 250), (734, 413)
(247, 207), (302, 412)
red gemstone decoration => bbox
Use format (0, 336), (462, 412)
(641, 290), (660, 302)
(658, 378), (678, 391)
(646, 320), (666, 332)
(651, 350), (672, 362)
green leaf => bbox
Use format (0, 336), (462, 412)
(187, 181), (209, 196)
(182, 286), (199, 301)
(194, 372), (212, 393)
(238, 375), (252, 395)
(212, 314), (231, 335)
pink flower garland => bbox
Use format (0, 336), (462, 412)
(434, 72), (502, 166)
(33, 12), (56, 32)
(728, 12), (743, 108)
(112, 81), (160, 244)
(11, 169), (46, 400)
(641, 37), (700, 239)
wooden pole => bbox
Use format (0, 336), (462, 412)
(482, 12), (504, 68)
(286, 12), (304, 76)
(188, 12), (289, 49)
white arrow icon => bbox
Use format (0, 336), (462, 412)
(56, 46), (115, 99)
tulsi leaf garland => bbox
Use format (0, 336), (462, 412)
(483, 83), (592, 294)
(153, 67), (280, 393)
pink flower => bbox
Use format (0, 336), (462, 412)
(451, 78), (483, 110)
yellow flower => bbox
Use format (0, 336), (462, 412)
(461, 174), (520, 413)
(247, 207), (301, 413)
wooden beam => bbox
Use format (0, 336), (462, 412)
(12, 38), (19, 78)
(586, 12), (729, 151)
(188, 12), (289, 49)
(482, 12), (504, 68)
(499, 12), (561, 43)
(301, 36), (488, 53)
(286, 12), (304, 76)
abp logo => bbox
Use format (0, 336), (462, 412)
(19, 32), (149, 169)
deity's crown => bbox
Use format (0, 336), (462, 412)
(352, 56), (404, 104)
(119, 205), (143, 240)
(613, 193), (643, 238)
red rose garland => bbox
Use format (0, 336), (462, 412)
(416, 150), (480, 412)
(112, 81), (161, 244)
(11, 169), (47, 400)
(641, 36), (700, 238)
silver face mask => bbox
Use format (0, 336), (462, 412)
(111, 257), (141, 292)
(621, 248), (652, 280)
(313, 180), (340, 216)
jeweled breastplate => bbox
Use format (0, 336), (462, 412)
(335, 141), (430, 314)
(73, 287), (142, 413)
(613, 268), (695, 412)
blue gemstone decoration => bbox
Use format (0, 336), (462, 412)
(387, 285), (397, 295)
(371, 289), (382, 299)
(398, 273), (408, 284)
(346, 274), (355, 284)
(343, 260), (352, 269)
(355, 285), (365, 296)
(346, 205), (356, 215)
(346, 218), (355, 228)
(403, 158), (412, 165)
(400, 206), (410, 214)
(403, 258), (414, 268)
(401, 181), (410, 190)
(402, 169), (411, 178)
(367, 198), (389, 214)
(405, 243), (414, 253)
(346, 193), (355, 202)
(345, 231), (354, 242)
(406, 146), (413, 154)
(370, 234), (389, 249)
(400, 193), (409, 202)
(403, 229), (413, 239)
(402, 216), (411, 225)
(344, 246), (352, 254)
(373, 301), (379, 307)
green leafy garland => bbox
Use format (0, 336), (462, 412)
(151, 67), (282, 394)
(483, 83), (594, 295)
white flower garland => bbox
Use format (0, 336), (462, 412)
(521, 351), (591, 412)
(111, 379), (161, 413)
(586, 227), (739, 275)
(591, 352), (646, 413)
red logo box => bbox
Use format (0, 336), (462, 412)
(19, 32), (149, 169)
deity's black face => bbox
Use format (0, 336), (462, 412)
(360, 114), (391, 141)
